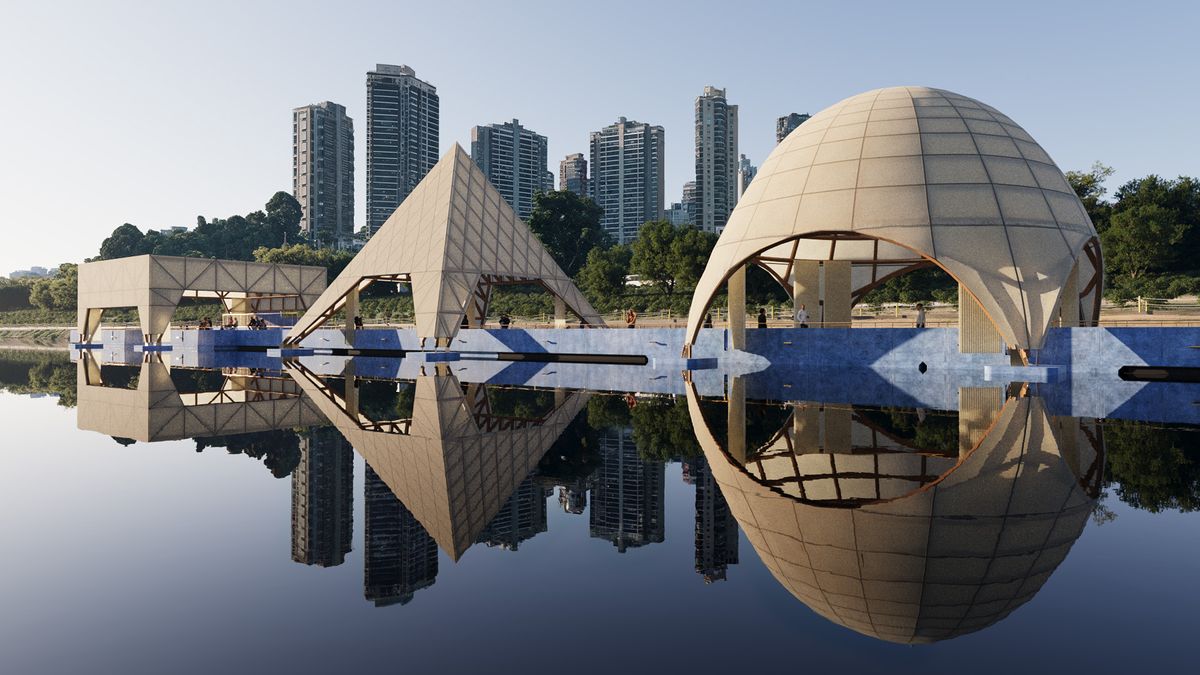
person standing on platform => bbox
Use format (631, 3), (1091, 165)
(915, 303), (926, 329)
(625, 309), (637, 329)
(757, 308), (767, 329)
(795, 304), (809, 328)
(499, 313), (511, 329)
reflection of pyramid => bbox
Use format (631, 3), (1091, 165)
(286, 363), (589, 560)
(688, 385), (1102, 644)
(285, 145), (604, 347)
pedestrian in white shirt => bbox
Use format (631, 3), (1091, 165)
(795, 304), (809, 328)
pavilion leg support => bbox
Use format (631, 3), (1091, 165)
(728, 266), (746, 350)
(727, 375), (746, 464)
(822, 261), (851, 329)
(554, 296), (567, 329)
(958, 284), (1003, 354)
(792, 261), (819, 327)
(80, 308), (104, 344)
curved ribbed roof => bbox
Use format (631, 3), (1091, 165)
(685, 86), (1102, 352)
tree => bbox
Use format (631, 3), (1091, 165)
(1104, 420), (1200, 513)
(630, 220), (677, 292)
(253, 243), (355, 282)
(98, 223), (147, 260)
(1065, 162), (1114, 232)
(1110, 175), (1200, 272)
(576, 245), (631, 303)
(631, 397), (701, 460)
(527, 190), (609, 277)
(28, 264), (77, 311)
(630, 220), (718, 294)
(1101, 204), (1187, 281)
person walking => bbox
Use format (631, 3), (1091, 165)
(915, 303), (926, 329)
(499, 313), (511, 329)
(795, 304), (809, 328)
(703, 312), (713, 328)
(354, 315), (364, 330)
(757, 307), (767, 329)
(625, 309), (637, 329)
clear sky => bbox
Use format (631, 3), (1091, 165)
(0, 0), (1195, 276)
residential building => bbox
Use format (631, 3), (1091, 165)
(589, 427), (665, 553)
(291, 427), (354, 567)
(776, 112), (811, 143)
(364, 466), (439, 607)
(470, 119), (550, 221)
(737, 154), (757, 198)
(687, 457), (739, 583)
(366, 64), (440, 235)
(475, 474), (549, 551)
(665, 201), (691, 226)
(293, 101), (355, 248)
(559, 152), (588, 196)
(694, 86), (738, 234)
(588, 118), (665, 244)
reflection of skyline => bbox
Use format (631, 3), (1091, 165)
(476, 475), (550, 551)
(685, 456), (738, 583)
(590, 428), (665, 553)
(291, 427), (353, 567)
(364, 465), (438, 607)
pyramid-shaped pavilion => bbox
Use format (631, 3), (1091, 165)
(285, 145), (605, 347)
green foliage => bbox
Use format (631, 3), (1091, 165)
(0, 350), (77, 406)
(527, 190), (609, 277)
(28, 263), (77, 311)
(252, 243), (355, 282)
(1102, 204), (1188, 281)
(96, 192), (302, 263)
(1103, 420), (1200, 513)
(587, 395), (632, 430)
(631, 397), (700, 460)
(630, 221), (718, 295)
(194, 430), (302, 479)
(576, 245), (631, 302)
(0, 279), (32, 311)
(861, 266), (958, 305)
(1065, 162), (1115, 232)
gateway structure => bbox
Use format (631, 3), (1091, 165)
(683, 86), (1102, 360)
(284, 145), (605, 348)
(77, 255), (326, 345)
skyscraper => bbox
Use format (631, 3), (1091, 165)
(689, 456), (739, 583)
(589, 118), (665, 244)
(475, 474), (549, 551)
(737, 154), (757, 198)
(470, 119), (549, 221)
(292, 101), (354, 248)
(559, 153), (588, 196)
(589, 427), (665, 553)
(366, 64), (440, 235)
(694, 86), (738, 234)
(291, 427), (354, 567)
(364, 465), (439, 607)
(776, 112), (811, 143)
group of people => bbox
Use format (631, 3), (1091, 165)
(190, 316), (272, 330)
(702, 302), (926, 329)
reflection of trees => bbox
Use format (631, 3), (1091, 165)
(353, 379), (416, 422)
(1103, 420), (1200, 513)
(0, 350), (77, 407)
(536, 411), (599, 483)
(856, 408), (958, 454)
(194, 430), (303, 479)
(632, 397), (702, 460)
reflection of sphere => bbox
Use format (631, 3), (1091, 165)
(689, 393), (1102, 644)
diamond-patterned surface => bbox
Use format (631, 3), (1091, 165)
(285, 145), (605, 346)
(685, 86), (1102, 351)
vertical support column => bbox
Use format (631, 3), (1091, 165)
(727, 375), (746, 464)
(790, 403), (820, 454)
(343, 286), (360, 344)
(554, 296), (567, 329)
(343, 360), (359, 420)
(822, 260), (852, 328)
(80, 308), (105, 344)
(1059, 263), (1080, 328)
(958, 284), (1003, 354)
(958, 387), (1003, 457)
(822, 404), (852, 454)
(791, 261), (819, 327)
(728, 266), (746, 350)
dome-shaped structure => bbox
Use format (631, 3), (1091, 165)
(684, 387), (1103, 644)
(684, 86), (1102, 354)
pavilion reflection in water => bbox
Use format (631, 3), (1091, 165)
(686, 379), (1103, 644)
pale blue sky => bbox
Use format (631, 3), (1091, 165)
(0, 0), (1195, 275)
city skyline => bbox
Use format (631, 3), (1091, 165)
(2, 0), (1194, 274)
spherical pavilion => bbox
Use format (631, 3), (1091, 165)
(684, 86), (1102, 356)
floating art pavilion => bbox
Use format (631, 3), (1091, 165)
(683, 86), (1103, 363)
